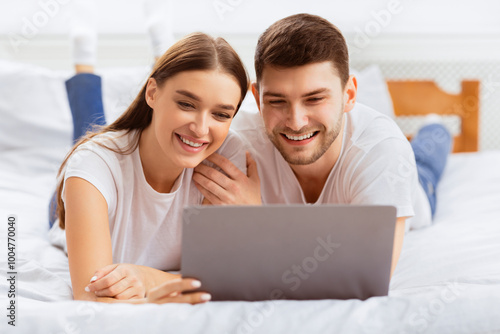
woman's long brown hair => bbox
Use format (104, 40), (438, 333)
(56, 32), (249, 229)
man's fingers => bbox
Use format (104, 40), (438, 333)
(194, 163), (230, 189)
(205, 153), (244, 180)
(192, 172), (228, 203)
(194, 180), (223, 205)
(147, 278), (202, 302)
(246, 152), (260, 183)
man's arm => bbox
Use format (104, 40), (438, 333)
(391, 216), (407, 277)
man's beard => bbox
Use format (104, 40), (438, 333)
(267, 113), (344, 166)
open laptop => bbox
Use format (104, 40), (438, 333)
(180, 204), (396, 301)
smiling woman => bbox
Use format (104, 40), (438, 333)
(49, 32), (249, 305)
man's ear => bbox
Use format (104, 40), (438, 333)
(343, 75), (357, 113)
(145, 78), (158, 108)
(251, 82), (262, 114)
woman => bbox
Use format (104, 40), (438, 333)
(52, 32), (249, 304)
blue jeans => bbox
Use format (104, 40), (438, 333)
(48, 73), (106, 227)
(410, 124), (452, 217)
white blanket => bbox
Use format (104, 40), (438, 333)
(1, 59), (499, 333)
(1, 150), (500, 333)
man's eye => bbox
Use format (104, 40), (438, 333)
(307, 97), (324, 103)
(269, 100), (285, 105)
(177, 101), (195, 109)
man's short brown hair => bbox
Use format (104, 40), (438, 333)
(255, 13), (349, 88)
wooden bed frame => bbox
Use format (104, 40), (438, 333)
(387, 80), (480, 153)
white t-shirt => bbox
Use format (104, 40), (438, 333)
(49, 129), (246, 271)
(231, 102), (431, 231)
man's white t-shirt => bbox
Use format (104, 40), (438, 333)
(231, 102), (431, 230)
(49, 129), (246, 271)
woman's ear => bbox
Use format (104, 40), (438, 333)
(145, 78), (158, 108)
(343, 75), (357, 113)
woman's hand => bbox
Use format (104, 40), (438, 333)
(146, 278), (211, 304)
(85, 263), (147, 300)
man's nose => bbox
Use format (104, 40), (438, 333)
(285, 104), (309, 131)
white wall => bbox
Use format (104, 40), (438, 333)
(1, 0), (500, 71)
(1, 0), (500, 35)
(1, 0), (500, 149)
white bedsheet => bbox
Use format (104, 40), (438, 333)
(1, 147), (500, 333)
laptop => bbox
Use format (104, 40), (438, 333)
(180, 204), (396, 301)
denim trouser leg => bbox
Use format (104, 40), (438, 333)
(48, 73), (106, 227)
(410, 124), (452, 217)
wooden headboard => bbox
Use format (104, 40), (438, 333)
(387, 80), (480, 152)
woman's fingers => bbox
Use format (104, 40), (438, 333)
(86, 264), (146, 299)
(113, 286), (142, 300)
(94, 276), (140, 297)
(147, 278), (206, 303)
(86, 265), (124, 292)
(154, 292), (211, 305)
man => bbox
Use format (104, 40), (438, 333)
(192, 14), (450, 276)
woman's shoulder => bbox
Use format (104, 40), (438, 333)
(76, 130), (137, 156)
(67, 130), (138, 172)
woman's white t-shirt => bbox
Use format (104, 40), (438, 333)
(50, 129), (246, 271)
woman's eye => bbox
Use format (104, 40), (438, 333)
(177, 101), (195, 109)
(268, 100), (285, 105)
(214, 112), (231, 120)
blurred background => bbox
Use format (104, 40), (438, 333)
(1, 0), (499, 149)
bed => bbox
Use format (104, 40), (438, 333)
(1, 59), (499, 334)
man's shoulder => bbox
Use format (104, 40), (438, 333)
(231, 110), (263, 132)
(346, 102), (408, 153)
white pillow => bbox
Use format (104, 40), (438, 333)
(0, 60), (151, 152)
(0, 60), (72, 152)
(350, 65), (395, 119)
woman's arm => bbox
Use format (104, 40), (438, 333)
(85, 263), (180, 298)
(65, 177), (207, 303)
(65, 176), (115, 301)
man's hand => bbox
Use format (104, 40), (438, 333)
(193, 152), (261, 205)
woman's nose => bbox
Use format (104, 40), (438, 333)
(188, 112), (209, 137)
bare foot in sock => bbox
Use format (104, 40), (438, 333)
(70, 0), (97, 73)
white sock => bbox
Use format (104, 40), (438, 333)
(70, 0), (97, 66)
(144, 0), (175, 58)
(422, 113), (443, 127)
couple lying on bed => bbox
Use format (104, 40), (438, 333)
(48, 14), (452, 305)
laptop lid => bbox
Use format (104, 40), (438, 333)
(180, 204), (396, 301)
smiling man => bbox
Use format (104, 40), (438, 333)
(193, 14), (446, 276)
